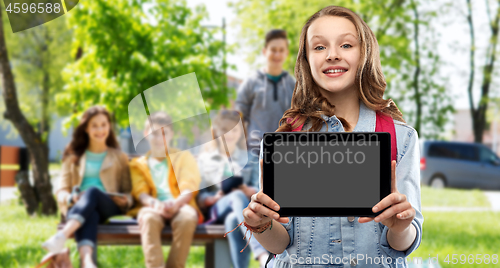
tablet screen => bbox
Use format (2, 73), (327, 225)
(273, 141), (380, 208)
(263, 132), (391, 216)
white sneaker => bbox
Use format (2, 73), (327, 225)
(82, 254), (97, 268)
(41, 232), (67, 254)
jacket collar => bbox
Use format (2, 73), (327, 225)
(319, 100), (376, 132)
(78, 149), (114, 182)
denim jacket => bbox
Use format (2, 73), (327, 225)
(259, 101), (423, 268)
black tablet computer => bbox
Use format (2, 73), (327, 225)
(262, 132), (392, 217)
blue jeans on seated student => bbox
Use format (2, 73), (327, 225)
(211, 189), (268, 268)
(67, 187), (122, 250)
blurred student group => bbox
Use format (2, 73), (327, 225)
(0, 29), (293, 268)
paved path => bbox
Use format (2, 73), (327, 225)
(422, 190), (500, 212)
(0, 170), (59, 203)
(0, 187), (17, 203)
(422, 206), (492, 212)
(484, 191), (500, 211)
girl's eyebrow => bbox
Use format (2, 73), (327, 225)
(339, 32), (358, 39)
(309, 32), (358, 42)
(310, 35), (326, 41)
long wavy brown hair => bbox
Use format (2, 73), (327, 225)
(62, 106), (120, 164)
(276, 6), (405, 132)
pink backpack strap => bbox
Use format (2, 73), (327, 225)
(287, 113), (397, 162)
(286, 117), (304, 132)
(375, 112), (397, 162)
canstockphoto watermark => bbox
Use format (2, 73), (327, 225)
(263, 133), (379, 168)
(289, 254), (435, 265)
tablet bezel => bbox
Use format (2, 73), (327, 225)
(262, 132), (392, 217)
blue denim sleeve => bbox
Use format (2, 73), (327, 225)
(379, 125), (424, 258)
(258, 140), (294, 249)
(246, 147), (261, 192)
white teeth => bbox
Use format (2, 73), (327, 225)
(324, 69), (346, 73)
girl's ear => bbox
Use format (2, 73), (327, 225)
(262, 47), (266, 55)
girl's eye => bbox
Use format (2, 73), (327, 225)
(341, 44), (352, 49)
(314, 46), (326, 51)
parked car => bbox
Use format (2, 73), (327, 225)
(420, 141), (500, 189)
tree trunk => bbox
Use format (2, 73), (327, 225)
(465, 0), (476, 131)
(15, 171), (38, 215)
(411, 0), (422, 134)
(0, 10), (57, 215)
(471, 0), (500, 143)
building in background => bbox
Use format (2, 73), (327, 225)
(452, 109), (500, 155)
(0, 116), (73, 162)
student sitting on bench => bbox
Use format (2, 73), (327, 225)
(128, 111), (203, 268)
(42, 106), (132, 268)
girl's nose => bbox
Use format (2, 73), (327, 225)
(326, 48), (341, 61)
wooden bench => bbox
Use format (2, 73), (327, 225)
(58, 219), (231, 268)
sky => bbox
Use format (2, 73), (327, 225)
(186, 0), (500, 111)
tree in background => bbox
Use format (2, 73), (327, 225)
(465, 0), (500, 143)
(230, 0), (454, 139)
(0, 6), (71, 215)
(56, 0), (229, 131)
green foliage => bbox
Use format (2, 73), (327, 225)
(0, 4), (72, 141)
(230, 0), (454, 139)
(56, 0), (229, 131)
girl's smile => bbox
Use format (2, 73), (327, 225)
(322, 65), (348, 78)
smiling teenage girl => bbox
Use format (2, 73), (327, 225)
(42, 106), (132, 268)
(239, 6), (423, 268)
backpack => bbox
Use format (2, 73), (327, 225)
(287, 112), (397, 161)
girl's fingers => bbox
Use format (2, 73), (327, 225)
(374, 201), (412, 223)
(395, 207), (416, 220)
(277, 217), (290, 224)
(251, 192), (280, 212)
(358, 217), (374, 223)
(372, 193), (406, 213)
(243, 207), (264, 222)
(250, 202), (281, 220)
(391, 160), (398, 193)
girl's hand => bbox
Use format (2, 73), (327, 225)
(72, 192), (81, 204)
(205, 191), (224, 207)
(358, 161), (415, 233)
(111, 195), (128, 209)
(215, 190), (224, 200)
(242, 160), (289, 228)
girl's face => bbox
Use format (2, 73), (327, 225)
(216, 118), (242, 148)
(306, 16), (360, 95)
(86, 114), (110, 144)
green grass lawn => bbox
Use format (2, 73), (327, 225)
(420, 186), (491, 207)
(412, 211), (500, 268)
(1, 187), (496, 267)
(0, 201), (260, 268)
